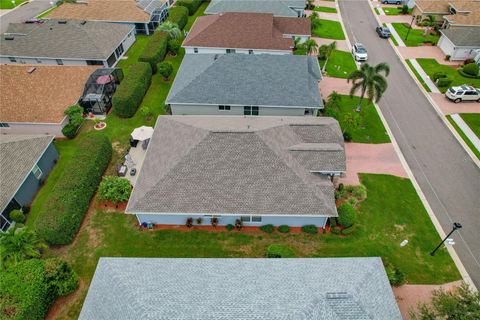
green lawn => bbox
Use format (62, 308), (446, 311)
(0, 0), (26, 9)
(447, 115), (480, 160)
(391, 23), (439, 46)
(461, 114), (480, 137)
(117, 35), (150, 72)
(312, 19), (346, 40)
(416, 58), (480, 93)
(383, 7), (413, 15)
(374, 7), (380, 15)
(313, 6), (337, 13)
(319, 50), (357, 78)
(405, 59), (431, 92)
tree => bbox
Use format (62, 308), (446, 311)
(157, 61), (174, 80)
(306, 0), (314, 10)
(318, 41), (337, 72)
(342, 112), (361, 134)
(0, 227), (46, 269)
(156, 21), (181, 40)
(410, 283), (480, 319)
(303, 39), (319, 55)
(347, 62), (390, 112)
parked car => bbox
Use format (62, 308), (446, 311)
(445, 85), (480, 103)
(352, 43), (368, 62)
(381, 0), (402, 4)
(376, 26), (391, 38)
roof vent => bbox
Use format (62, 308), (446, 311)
(58, 20), (67, 24)
(80, 20), (87, 25)
(326, 292), (351, 300)
(4, 35), (14, 40)
(214, 54), (219, 60)
(27, 67), (36, 74)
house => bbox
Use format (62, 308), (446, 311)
(79, 257), (402, 319)
(0, 19), (135, 67)
(205, 0), (306, 17)
(0, 65), (101, 136)
(126, 116), (345, 228)
(166, 54), (323, 116)
(47, 0), (170, 35)
(0, 135), (58, 231)
(183, 12), (310, 54)
(438, 27), (480, 60)
(413, 0), (480, 28)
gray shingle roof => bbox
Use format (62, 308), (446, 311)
(79, 257), (402, 320)
(440, 27), (480, 47)
(0, 135), (53, 212)
(205, 0), (306, 17)
(127, 116), (345, 216)
(166, 54), (322, 108)
(1, 20), (133, 60)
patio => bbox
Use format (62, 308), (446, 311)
(121, 126), (154, 186)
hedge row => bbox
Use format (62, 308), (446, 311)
(167, 5), (189, 30)
(138, 31), (169, 73)
(0, 258), (77, 320)
(35, 134), (112, 244)
(113, 62), (152, 118)
(175, 0), (203, 15)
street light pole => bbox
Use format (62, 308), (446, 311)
(430, 222), (462, 256)
(405, 15), (416, 41)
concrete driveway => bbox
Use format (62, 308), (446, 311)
(0, 0), (52, 33)
(397, 46), (461, 66)
(339, 0), (480, 288)
(430, 93), (480, 115)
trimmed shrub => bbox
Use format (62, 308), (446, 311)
(226, 224), (234, 231)
(432, 72), (446, 82)
(168, 39), (181, 56)
(337, 203), (356, 228)
(186, 217), (193, 228)
(175, 0), (202, 15)
(386, 263), (406, 287)
(167, 5), (189, 30)
(195, 217), (203, 225)
(9, 209), (25, 223)
(157, 61), (174, 80)
(458, 68), (480, 79)
(211, 217), (218, 227)
(278, 225), (290, 233)
(463, 63), (479, 77)
(436, 77), (453, 88)
(260, 224), (275, 233)
(235, 219), (243, 230)
(35, 134), (112, 245)
(113, 62), (152, 118)
(138, 31), (169, 73)
(301, 225), (318, 234)
(62, 105), (84, 139)
(98, 176), (132, 204)
(265, 244), (295, 258)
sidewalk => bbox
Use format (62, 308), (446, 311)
(407, 59), (440, 93)
(386, 22), (406, 46)
(451, 114), (480, 152)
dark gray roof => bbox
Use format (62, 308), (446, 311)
(127, 116), (345, 216)
(205, 0), (306, 17)
(440, 27), (480, 47)
(1, 20), (133, 60)
(166, 54), (323, 109)
(79, 257), (402, 320)
(0, 135), (53, 212)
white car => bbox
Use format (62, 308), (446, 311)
(445, 85), (480, 103)
(352, 43), (368, 62)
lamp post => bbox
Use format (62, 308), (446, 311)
(405, 15), (416, 41)
(430, 222), (462, 256)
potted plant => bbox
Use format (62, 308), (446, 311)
(93, 117), (107, 130)
(211, 217), (218, 227)
(235, 219), (243, 230)
(196, 217), (203, 225)
(186, 217), (193, 228)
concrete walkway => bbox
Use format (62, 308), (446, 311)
(398, 46), (461, 66)
(407, 59), (440, 93)
(451, 114), (480, 152)
(429, 93), (480, 115)
(339, 143), (408, 185)
(386, 22), (406, 46)
(319, 76), (352, 97)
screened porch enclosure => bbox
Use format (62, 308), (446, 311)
(79, 68), (123, 115)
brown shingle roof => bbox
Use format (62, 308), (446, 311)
(48, 0), (150, 23)
(0, 65), (97, 124)
(415, 0), (450, 13)
(183, 13), (310, 51)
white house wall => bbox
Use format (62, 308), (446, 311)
(184, 47), (291, 55)
(171, 104), (313, 116)
(438, 34), (479, 61)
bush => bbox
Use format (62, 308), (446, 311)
(436, 77), (453, 88)
(343, 131), (352, 142)
(97, 176), (132, 204)
(35, 134), (112, 245)
(432, 72), (446, 82)
(341, 226), (354, 235)
(157, 61), (174, 80)
(138, 31), (169, 73)
(175, 0), (202, 15)
(9, 209), (25, 223)
(260, 224), (275, 233)
(186, 217), (193, 228)
(337, 203), (356, 227)
(195, 217), (203, 225)
(62, 105), (84, 138)
(386, 264), (405, 287)
(278, 225), (290, 233)
(301, 225), (318, 234)
(167, 5), (189, 29)
(168, 39), (181, 56)
(265, 244), (295, 258)
(331, 226), (341, 234)
(0, 258), (77, 320)
(226, 224), (234, 231)
(463, 63), (479, 77)
(211, 217), (218, 227)
(113, 62), (152, 118)
(235, 219), (243, 230)
(458, 68), (480, 79)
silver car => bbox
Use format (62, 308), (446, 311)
(445, 85), (480, 103)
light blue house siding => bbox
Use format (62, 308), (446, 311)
(135, 214), (328, 227)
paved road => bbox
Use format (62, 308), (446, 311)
(339, 0), (480, 287)
(0, 0), (52, 33)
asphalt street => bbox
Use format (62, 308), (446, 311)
(0, 0), (52, 34)
(338, 0), (480, 287)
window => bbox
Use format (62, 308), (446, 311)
(56, 59), (63, 65)
(115, 43), (124, 58)
(240, 216), (262, 223)
(8, 57), (16, 62)
(218, 105), (231, 111)
(86, 60), (104, 66)
(32, 164), (42, 180)
(226, 49), (236, 54)
(244, 106), (259, 116)
(194, 48), (198, 53)
(251, 216), (262, 222)
(248, 50), (254, 54)
(0, 123), (10, 128)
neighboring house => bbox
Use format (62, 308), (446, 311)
(0, 65), (99, 136)
(79, 257), (402, 319)
(438, 27), (480, 60)
(0, 135), (58, 231)
(126, 116), (345, 228)
(205, 0), (306, 17)
(47, 0), (170, 35)
(0, 19), (135, 67)
(166, 54), (323, 116)
(183, 12), (310, 54)
(413, 0), (480, 28)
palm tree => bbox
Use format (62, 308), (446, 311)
(156, 21), (181, 40)
(0, 227), (46, 269)
(303, 39), (319, 55)
(318, 41), (337, 72)
(347, 62), (390, 112)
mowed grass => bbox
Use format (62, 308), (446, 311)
(405, 59), (431, 92)
(416, 58), (480, 93)
(391, 23), (439, 46)
(0, 0), (26, 9)
(313, 6), (337, 13)
(312, 19), (346, 40)
(461, 114), (480, 137)
(319, 50), (357, 78)
(447, 115), (480, 160)
(383, 7), (413, 15)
